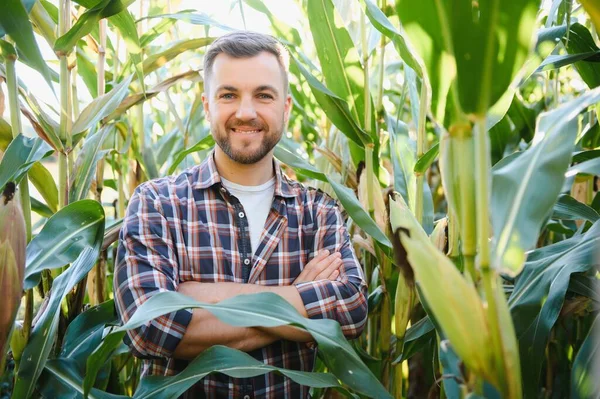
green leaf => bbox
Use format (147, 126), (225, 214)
(552, 194), (600, 223)
(142, 38), (214, 75)
(14, 228), (104, 399)
(274, 145), (327, 182)
(109, 10), (144, 90)
(327, 178), (391, 248)
(0, 133), (53, 192)
(571, 314), (600, 399)
(24, 200), (105, 289)
(393, 316), (435, 364)
(492, 87), (600, 275)
(54, 0), (133, 54)
(414, 143), (439, 174)
(563, 23), (600, 88)
(28, 162), (59, 213)
(363, 0), (425, 79)
(133, 346), (343, 399)
(0, 0), (54, 88)
(536, 51), (600, 72)
(43, 358), (125, 399)
(290, 55), (369, 146)
(508, 221), (600, 398)
(167, 134), (215, 175)
(61, 300), (117, 364)
(139, 11), (235, 32)
(71, 75), (133, 135)
(567, 156), (600, 177)
(307, 0), (374, 135)
(87, 292), (389, 398)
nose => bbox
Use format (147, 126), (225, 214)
(235, 96), (257, 120)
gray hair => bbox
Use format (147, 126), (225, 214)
(203, 31), (290, 93)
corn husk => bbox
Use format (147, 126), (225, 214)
(0, 182), (26, 369)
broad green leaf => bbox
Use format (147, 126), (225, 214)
(142, 38), (214, 75)
(393, 316), (435, 364)
(0, 133), (53, 192)
(563, 23), (600, 88)
(29, 162), (59, 213)
(0, 0), (54, 88)
(168, 134), (215, 175)
(536, 52), (600, 72)
(133, 346), (344, 399)
(109, 10), (144, 90)
(580, 0), (600, 34)
(0, 118), (12, 149)
(14, 236), (104, 399)
(492, 87), (600, 275)
(30, 197), (53, 218)
(328, 178), (391, 248)
(19, 92), (63, 151)
(388, 196), (495, 384)
(139, 11), (235, 32)
(87, 292), (390, 398)
(0, 0), (36, 37)
(71, 75), (133, 135)
(54, 0), (133, 54)
(108, 69), (202, 120)
(438, 340), (463, 399)
(566, 157), (600, 177)
(290, 56), (369, 146)
(571, 314), (600, 399)
(24, 200), (105, 289)
(307, 0), (375, 135)
(274, 145), (327, 182)
(509, 221), (600, 398)
(69, 125), (113, 203)
(552, 194), (600, 223)
(414, 143), (439, 174)
(43, 358), (123, 399)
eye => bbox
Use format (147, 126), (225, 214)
(220, 93), (235, 99)
(257, 93), (274, 100)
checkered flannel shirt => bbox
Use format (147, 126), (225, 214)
(113, 151), (368, 398)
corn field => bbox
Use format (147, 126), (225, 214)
(0, 0), (599, 397)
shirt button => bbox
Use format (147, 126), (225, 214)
(244, 258), (250, 265)
(238, 211), (245, 218)
(220, 187), (226, 193)
(243, 396), (250, 399)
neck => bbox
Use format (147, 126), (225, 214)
(213, 146), (275, 186)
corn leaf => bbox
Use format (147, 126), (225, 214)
(42, 359), (122, 399)
(571, 313), (600, 399)
(28, 162), (58, 213)
(563, 23), (600, 89)
(492, 87), (600, 275)
(167, 134), (215, 175)
(0, 134), (53, 192)
(508, 220), (600, 398)
(552, 194), (600, 223)
(14, 228), (104, 399)
(85, 292), (390, 398)
(0, 0), (54, 88)
(24, 200), (105, 289)
(142, 38), (214, 75)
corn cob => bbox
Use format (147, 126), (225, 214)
(0, 182), (26, 373)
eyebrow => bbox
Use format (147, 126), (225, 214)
(214, 85), (279, 97)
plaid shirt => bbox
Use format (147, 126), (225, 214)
(114, 151), (368, 398)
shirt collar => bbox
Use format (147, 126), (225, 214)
(193, 149), (297, 199)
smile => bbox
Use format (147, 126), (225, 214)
(231, 128), (263, 134)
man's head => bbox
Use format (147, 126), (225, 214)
(202, 31), (292, 165)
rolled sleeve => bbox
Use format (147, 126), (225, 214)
(296, 193), (368, 339)
(113, 186), (192, 359)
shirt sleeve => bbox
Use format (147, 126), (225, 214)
(294, 192), (368, 339)
(113, 185), (192, 359)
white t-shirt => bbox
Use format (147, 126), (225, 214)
(220, 176), (276, 254)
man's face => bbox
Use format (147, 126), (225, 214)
(202, 51), (292, 165)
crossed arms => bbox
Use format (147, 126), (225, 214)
(113, 185), (368, 361)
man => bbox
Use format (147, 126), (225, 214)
(114, 31), (368, 398)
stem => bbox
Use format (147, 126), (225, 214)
(238, 0), (247, 30)
(474, 116), (506, 388)
(58, 0), (72, 209)
(360, 12), (371, 132)
(456, 132), (477, 281)
(365, 144), (375, 214)
(376, 0), (386, 116)
(414, 82), (428, 225)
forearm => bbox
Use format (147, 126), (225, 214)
(173, 308), (278, 359)
(180, 282), (314, 344)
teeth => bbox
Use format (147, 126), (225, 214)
(232, 128), (261, 133)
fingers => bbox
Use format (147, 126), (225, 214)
(315, 255), (343, 280)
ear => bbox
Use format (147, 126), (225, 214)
(202, 92), (210, 122)
(283, 94), (292, 124)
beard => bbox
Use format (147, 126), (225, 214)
(212, 117), (284, 165)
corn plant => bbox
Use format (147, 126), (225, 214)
(0, 0), (599, 398)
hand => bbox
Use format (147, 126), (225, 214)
(294, 250), (343, 284)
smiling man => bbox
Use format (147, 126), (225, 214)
(114, 31), (367, 399)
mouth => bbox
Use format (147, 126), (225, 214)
(230, 127), (263, 134)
